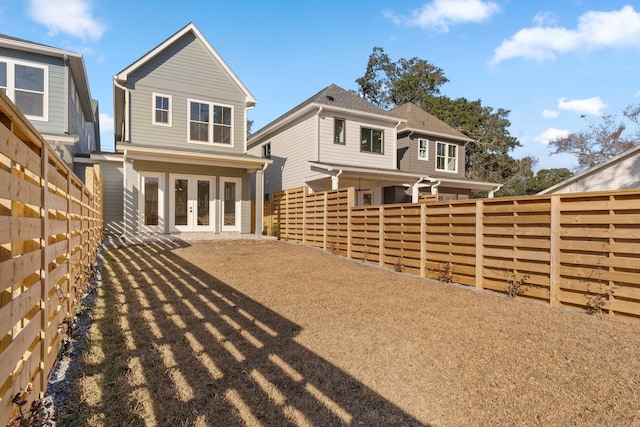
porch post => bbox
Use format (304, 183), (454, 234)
(255, 168), (265, 235)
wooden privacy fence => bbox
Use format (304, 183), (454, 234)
(271, 186), (640, 322)
(0, 92), (103, 422)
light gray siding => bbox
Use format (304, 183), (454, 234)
(548, 152), (640, 194)
(127, 32), (248, 155)
(248, 111), (317, 194)
(100, 161), (125, 235)
(318, 113), (397, 170)
(397, 133), (466, 179)
(0, 48), (66, 135)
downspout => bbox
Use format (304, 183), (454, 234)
(393, 120), (402, 170)
(488, 184), (502, 198)
(63, 54), (69, 135)
(430, 180), (441, 196)
(113, 79), (129, 144)
(316, 106), (323, 162)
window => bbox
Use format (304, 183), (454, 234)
(436, 142), (458, 172)
(188, 99), (233, 145)
(360, 127), (383, 153)
(0, 59), (47, 120)
(153, 93), (171, 126)
(418, 139), (428, 160)
(334, 118), (345, 144)
(262, 143), (271, 158)
(213, 105), (232, 144)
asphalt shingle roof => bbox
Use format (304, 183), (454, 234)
(390, 102), (472, 141)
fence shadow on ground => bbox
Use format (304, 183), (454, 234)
(72, 238), (427, 426)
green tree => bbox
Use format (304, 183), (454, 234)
(549, 105), (639, 172)
(524, 168), (573, 194)
(355, 47), (524, 192)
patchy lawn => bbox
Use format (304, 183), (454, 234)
(59, 239), (640, 426)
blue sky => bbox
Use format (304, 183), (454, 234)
(1, 0), (639, 172)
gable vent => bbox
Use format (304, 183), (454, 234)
(326, 95), (335, 101)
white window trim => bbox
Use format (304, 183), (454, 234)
(262, 142), (271, 159)
(0, 57), (49, 121)
(436, 141), (458, 173)
(152, 93), (172, 127)
(418, 138), (429, 161)
(187, 98), (234, 147)
(360, 126), (384, 154)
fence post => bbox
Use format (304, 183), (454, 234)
(420, 203), (426, 277)
(322, 192), (328, 251)
(475, 200), (484, 290)
(379, 206), (384, 268)
(39, 144), (49, 398)
(549, 196), (560, 306)
(302, 188), (307, 245)
(347, 188), (354, 258)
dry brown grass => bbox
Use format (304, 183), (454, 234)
(59, 239), (640, 426)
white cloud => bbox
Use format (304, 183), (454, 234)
(533, 11), (558, 26)
(492, 5), (640, 63)
(535, 128), (571, 145)
(542, 109), (559, 119)
(28, 0), (106, 41)
(634, 90), (640, 98)
(557, 96), (607, 116)
(99, 113), (113, 134)
(386, 0), (500, 32)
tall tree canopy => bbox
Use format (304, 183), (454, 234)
(354, 47), (527, 195)
(549, 104), (640, 172)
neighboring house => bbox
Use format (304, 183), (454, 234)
(0, 34), (100, 176)
(390, 102), (500, 201)
(110, 23), (270, 237)
(248, 85), (500, 205)
(539, 144), (640, 194)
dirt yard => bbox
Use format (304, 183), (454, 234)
(59, 238), (640, 426)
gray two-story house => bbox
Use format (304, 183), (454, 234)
(248, 85), (499, 205)
(112, 23), (270, 236)
(390, 102), (499, 201)
(0, 34), (100, 176)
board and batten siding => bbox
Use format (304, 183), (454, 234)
(127, 32), (248, 155)
(318, 113), (397, 170)
(0, 48), (65, 135)
(397, 133), (466, 179)
(249, 111), (317, 195)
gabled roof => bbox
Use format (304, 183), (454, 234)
(0, 33), (95, 122)
(538, 144), (640, 194)
(248, 84), (401, 145)
(389, 102), (472, 143)
(114, 22), (255, 107)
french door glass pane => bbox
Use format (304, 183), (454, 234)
(224, 182), (236, 226)
(197, 180), (210, 226)
(144, 178), (159, 226)
(175, 179), (188, 226)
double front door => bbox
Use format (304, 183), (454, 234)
(169, 174), (241, 232)
(170, 174), (214, 232)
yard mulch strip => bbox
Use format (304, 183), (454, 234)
(59, 239), (640, 426)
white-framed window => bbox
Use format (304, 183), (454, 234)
(153, 93), (172, 126)
(360, 127), (383, 154)
(418, 139), (428, 160)
(188, 99), (233, 145)
(0, 58), (48, 121)
(436, 142), (458, 172)
(262, 142), (271, 159)
(334, 118), (345, 144)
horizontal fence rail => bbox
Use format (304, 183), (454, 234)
(268, 186), (640, 322)
(0, 92), (103, 423)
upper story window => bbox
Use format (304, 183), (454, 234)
(153, 93), (172, 126)
(262, 142), (271, 159)
(418, 139), (428, 160)
(360, 127), (383, 154)
(0, 59), (48, 121)
(188, 99), (233, 145)
(334, 118), (345, 144)
(436, 142), (458, 172)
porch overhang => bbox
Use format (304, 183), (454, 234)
(120, 145), (272, 172)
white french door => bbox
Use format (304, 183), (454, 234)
(221, 177), (241, 232)
(169, 174), (215, 232)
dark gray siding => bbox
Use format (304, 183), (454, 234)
(397, 133), (466, 179)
